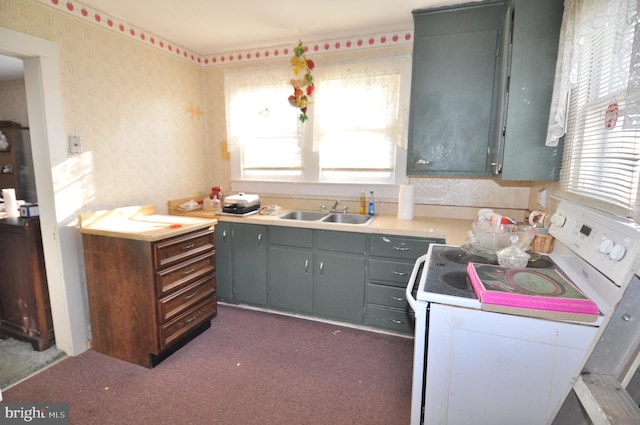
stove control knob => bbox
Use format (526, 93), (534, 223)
(599, 238), (614, 254)
(551, 213), (566, 228)
(609, 244), (626, 261)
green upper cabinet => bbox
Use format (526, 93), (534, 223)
(408, 1), (505, 176)
(407, 0), (564, 181)
(498, 0), (564, 180)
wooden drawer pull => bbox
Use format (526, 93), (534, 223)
(184, 313), (199, 324)
(182, 267), (196, 276)
(180, 243), (196, 250)
(184, 290), (199, 300)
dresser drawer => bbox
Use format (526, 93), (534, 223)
(366, 304), (413, 333)
(153, 228), (215, 269)
(369, 235), (438, 260)
(156, 252), (215, 296)
(159, 296), (216, 350)
(367, 283), (408, 309)
(368, 258), (413, 286)
(157, 275), (216, 323)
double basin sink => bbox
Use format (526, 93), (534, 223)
(278, 210), (375, 226)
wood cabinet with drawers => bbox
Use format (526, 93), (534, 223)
(0, 217), (53, 350)
(82, 227), (217, 367)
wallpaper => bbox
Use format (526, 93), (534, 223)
(0, 0), (533, 217)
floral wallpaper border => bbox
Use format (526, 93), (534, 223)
(33, 0), (414, 65)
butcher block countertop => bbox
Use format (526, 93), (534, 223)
(168, 198), (470, 245)
(79, 205), (217, 242)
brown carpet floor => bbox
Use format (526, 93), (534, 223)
(3, 304), (414, 424)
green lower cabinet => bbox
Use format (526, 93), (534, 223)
(230, 223), (267, 306)
(366, 304), (414, 334)
(214, 222), (233, 301)
(268, 246), (314, 314)
(316, 252), (365, 323)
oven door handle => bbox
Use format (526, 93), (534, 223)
(405, 253), (428, 312)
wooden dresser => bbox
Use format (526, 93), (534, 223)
(82, 225), (217, 367)
(0, 217), (54, 351)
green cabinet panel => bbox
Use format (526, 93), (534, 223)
(269, 226), (313, 248)
(230, 223), (267, 306)
(369, 235), (439, 261)
(499, 0), (564, 180)
(368, 258), (413, 288)
(408, 2), (505, 176)
(366, 304), (414, 334)
(268, 246), (313, 314)
(317, 230), (366, 254)
(316, 252), (366, 323)
(408, 0), (564, 180)
(214, 222), (232, 301)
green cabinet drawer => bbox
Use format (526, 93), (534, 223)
(369, 235), (438, 260)
(368, 258), (413, 287)
(366, 304), (414, 334)
(317, 230), (366, 254)
(367, 283), (408, 310)
(269, 226), (313, 248)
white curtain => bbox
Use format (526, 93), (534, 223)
(546, 0), (639, 146)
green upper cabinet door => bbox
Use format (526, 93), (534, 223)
(408, 1), (505, 176)
(497, 0), (564, 180)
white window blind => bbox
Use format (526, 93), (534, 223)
(225, 67), (303, 180)
(558, 0), (640, 218)
(224, 55), (410, 184)
(313, 59), (408, 182)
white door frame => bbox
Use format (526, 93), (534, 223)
(0, 26), (88, 356)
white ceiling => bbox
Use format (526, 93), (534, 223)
(80, 0), (472, 54)
(0, 0), (475, 81)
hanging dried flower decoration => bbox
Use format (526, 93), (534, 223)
(288, 41), (315, 122)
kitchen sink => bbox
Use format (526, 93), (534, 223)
(321, 213), (375, 225)
(278, 211), (328, 221)
(277, 211), (375, 225)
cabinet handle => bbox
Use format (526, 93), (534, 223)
(185, 290), (199, 300)
(393, 245), (410, 251)
(257, 233), (262, 247)
(319, 261), (324, 276)
(391, 271), (408, 276)
(415, 159), (432, 166)
(391, 319), (406, 325)
(181, 243), (195, 250)
(391, 296), (405, 301)
(182, 267), (196, 276)
(304, 259), (309, 274)
(222, 230), (227, 241)
(184, 313), (199, 324)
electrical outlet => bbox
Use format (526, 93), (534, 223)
(69, 135), (82, 153)
(537, 189), (548, 208)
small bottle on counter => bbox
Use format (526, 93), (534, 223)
(368, 190), (375, 216)
(210, 186), (223, 212)
(359, 191), (366, 215)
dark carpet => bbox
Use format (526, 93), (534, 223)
(3, 304), (414, 424)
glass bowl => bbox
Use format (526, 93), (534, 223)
(463, 220), (537, 259)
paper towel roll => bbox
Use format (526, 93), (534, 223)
(397, 184), (414, 220)
(2, 188), (18, 218)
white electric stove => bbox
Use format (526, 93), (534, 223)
(406, 200), (640, 425)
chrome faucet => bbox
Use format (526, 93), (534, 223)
(330, 200), (341, 212)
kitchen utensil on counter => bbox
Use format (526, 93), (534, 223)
(222, 193), (260, 214)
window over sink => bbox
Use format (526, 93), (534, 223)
(224, 54), (411, 195)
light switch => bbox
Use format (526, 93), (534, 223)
(69, 135), (82, 153)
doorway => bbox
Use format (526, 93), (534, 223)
(0, 26), (89, 358)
